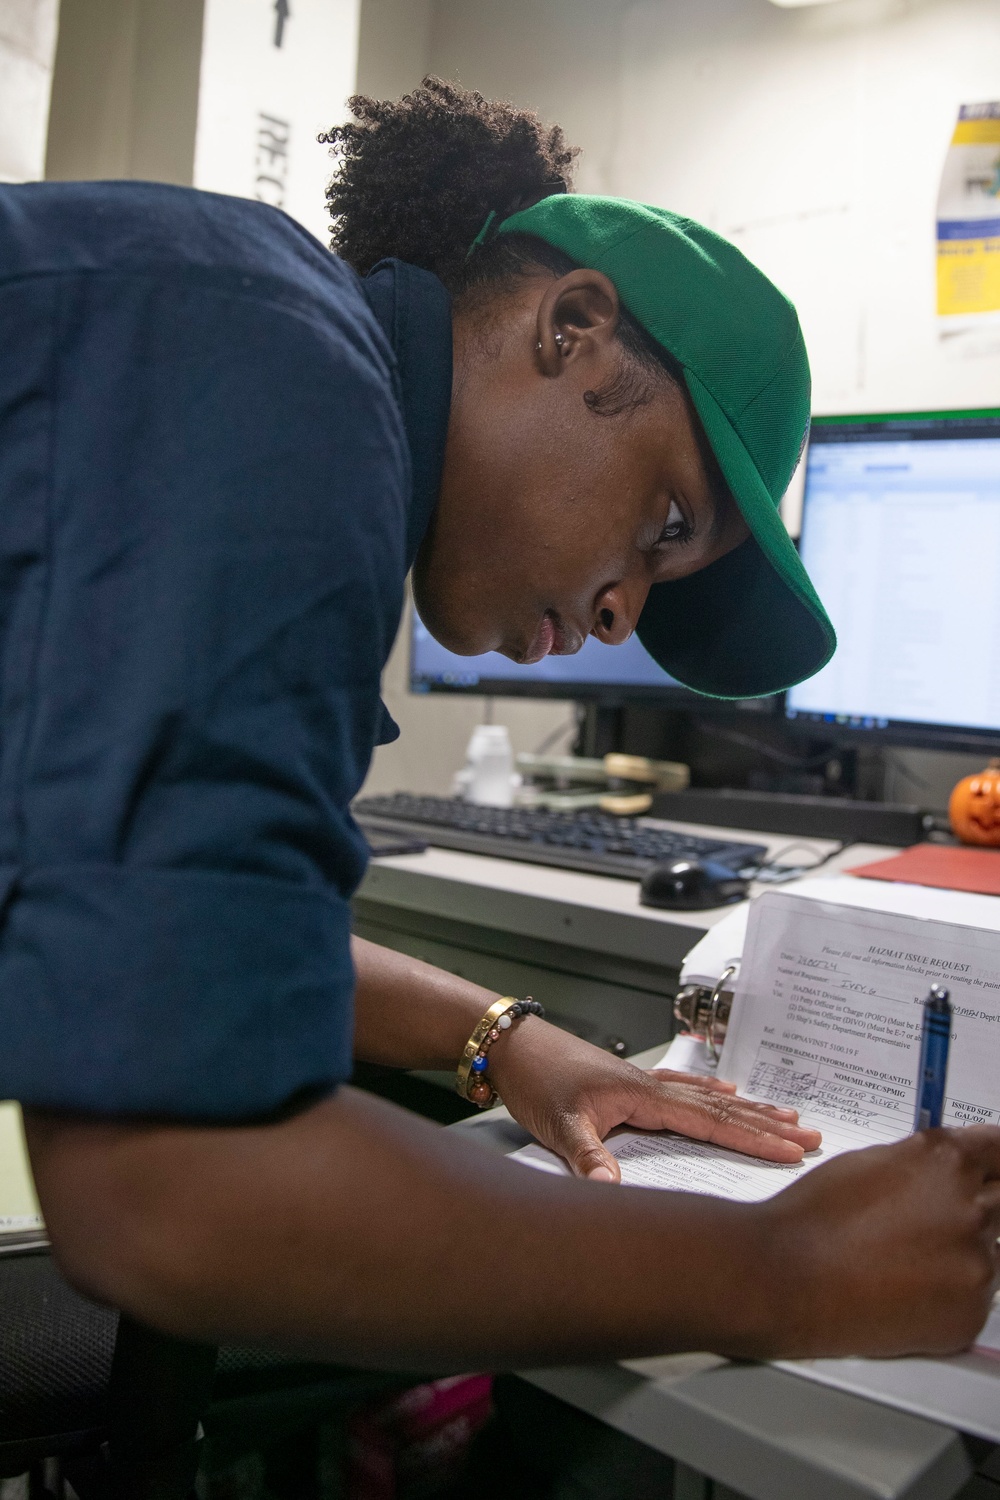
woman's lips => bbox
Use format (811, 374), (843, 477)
(519, 611), (583, 664)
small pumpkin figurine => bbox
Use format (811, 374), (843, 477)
(949, 760), (1000, 846)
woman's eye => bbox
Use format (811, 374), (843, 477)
(657, 500), (692, 545)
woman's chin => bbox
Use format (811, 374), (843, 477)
(411, 580), (500, 658)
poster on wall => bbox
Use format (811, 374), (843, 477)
(936, 101), (1000, 356)
(193, 0), (360, 244)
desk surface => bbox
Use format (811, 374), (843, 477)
(375, 821), (988, 1497)
(360, 820), (897, 970)
(452, 1051), (977, 1500)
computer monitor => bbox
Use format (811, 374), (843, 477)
(786, 408), (1000, 752)
(409, 606), (776, 713)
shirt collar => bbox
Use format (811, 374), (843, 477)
(361, 258), (453, 568)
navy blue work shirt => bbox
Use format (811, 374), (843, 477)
(0, 180), (452, 1119)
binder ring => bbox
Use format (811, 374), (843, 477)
(706, 964), (737, 1067)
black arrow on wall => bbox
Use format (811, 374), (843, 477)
(273, 0), (290, 47)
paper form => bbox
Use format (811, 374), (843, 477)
(512, 891), (1000, 1200)
(723, 892), (1000, 1135)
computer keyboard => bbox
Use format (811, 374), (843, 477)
(354, 793), (768, 881)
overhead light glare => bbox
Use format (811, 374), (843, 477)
(766, 0), (845, 7)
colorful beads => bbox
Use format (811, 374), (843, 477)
(457, 996), (547, 1109)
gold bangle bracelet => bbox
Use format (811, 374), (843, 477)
(455, 998), (516, 1103)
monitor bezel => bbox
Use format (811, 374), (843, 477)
(409, 666), (777, 716)
(784, 406), (1000, 755)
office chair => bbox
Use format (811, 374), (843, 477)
(0, 1250), (409, 1498)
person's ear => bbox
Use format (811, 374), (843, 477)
(534, 269), (620, 376)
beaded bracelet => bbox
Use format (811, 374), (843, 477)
(456, 995), (545, 1108)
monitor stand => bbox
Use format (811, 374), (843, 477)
(577, 703), (930, 846)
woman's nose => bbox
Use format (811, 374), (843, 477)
(590, 580), (650, 646)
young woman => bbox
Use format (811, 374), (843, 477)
(11, 81), (1000, 1368)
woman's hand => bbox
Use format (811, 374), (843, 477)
(487, 1017), (821, 1181)
(763, 1125), (1000, 1358)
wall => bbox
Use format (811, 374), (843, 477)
(0, 0), (59, 182)
(361, 0), (1000, 806)
(45, 0), (205, 184)
(355, 0), (434, 99)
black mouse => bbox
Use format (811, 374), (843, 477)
(639, 857), (750, 911)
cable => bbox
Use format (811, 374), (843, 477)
(753, 840), (846, 883)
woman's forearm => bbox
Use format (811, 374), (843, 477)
(351, 935), (503, 1070)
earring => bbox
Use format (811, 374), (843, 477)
(554, 333), (565, 346)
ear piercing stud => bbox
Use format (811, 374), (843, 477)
(536, 334), (566, 350)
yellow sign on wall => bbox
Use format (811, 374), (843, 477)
(937, 102), (1000, 323)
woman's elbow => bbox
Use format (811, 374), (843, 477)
(23, 1109), (212, 1334)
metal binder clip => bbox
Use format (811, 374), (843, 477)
(672, 962), (739, 1066)
(705, 964), (737, 1066)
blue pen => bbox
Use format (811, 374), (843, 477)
(913, 983), (952, 1131)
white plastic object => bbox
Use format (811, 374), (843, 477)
(451, 724), (519, 807)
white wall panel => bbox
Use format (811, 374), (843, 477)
(0, 0), (59, 182)
(194, 0), (360, 240)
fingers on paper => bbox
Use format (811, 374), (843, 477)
(679, 1093), (822, 1163)
(630, 1078), (817, 1159)
(647, 1069), (737, 1094)
(647, 1071), (799, 1121)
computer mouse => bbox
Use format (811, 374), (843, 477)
(639, 857), (750, 911)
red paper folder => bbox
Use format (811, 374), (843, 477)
(848, 843), (1000, 897)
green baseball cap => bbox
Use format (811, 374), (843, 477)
(492, 195), (836, 699)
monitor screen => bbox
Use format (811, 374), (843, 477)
(786, 409), (1000, 748)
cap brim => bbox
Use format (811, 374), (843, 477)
(636, 376), (836, 699)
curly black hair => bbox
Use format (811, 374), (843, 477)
(319, 76), (577, 281)
(320, 78), (683, 415)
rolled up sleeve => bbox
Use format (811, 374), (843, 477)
(0, 200), (409, 1118)
(0, 866), (355, 1118)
